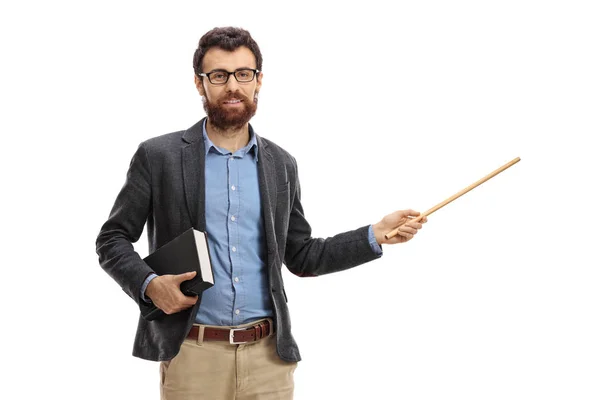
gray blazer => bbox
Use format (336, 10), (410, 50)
(96, 118), (380, 362)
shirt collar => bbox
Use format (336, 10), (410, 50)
(202, 119), (258, 161)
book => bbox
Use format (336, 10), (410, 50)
(141, 228), (214, 320)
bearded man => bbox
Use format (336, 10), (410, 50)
(96, 26), (427, 400)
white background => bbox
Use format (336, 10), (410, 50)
(1, 1), (599, 399)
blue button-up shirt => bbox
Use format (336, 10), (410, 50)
(195, 121), (273, 325)
(141, 122), (382, 325)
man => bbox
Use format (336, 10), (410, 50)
(96, 26), (427, 399)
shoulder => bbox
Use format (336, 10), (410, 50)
(257, 135), (297, 167)
(132, 130), (191, 167)
(139, 130), (186, 153)
(137, 119), (204, 158)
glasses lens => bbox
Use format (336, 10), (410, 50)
(234, 69), (255, 82)
(208, 71), (228, 84)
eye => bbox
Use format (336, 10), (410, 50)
(211, 72), (227, 80)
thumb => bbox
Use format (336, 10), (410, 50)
(176, 271), (197, 282)
(400, 209), (420, 218)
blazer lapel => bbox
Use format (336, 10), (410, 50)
(256, 134), (278, 257)
(182, 119), (206, 232)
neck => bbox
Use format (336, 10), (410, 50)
(205, 120), (250, 153)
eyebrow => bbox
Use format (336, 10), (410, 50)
(206, 67), (255, 73)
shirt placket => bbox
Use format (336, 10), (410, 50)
(228, 154), (243, 325)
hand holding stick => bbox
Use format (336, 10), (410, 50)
(384, 157), (521, 240)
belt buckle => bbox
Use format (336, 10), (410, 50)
(229, 327), (249, 345)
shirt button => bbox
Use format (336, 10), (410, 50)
(234, 277), (239, 282)
(232, 246), (237, 252)
(231, 215), (236, 221)
(235, 309), (240, 315)
(231, 185), (236, 191)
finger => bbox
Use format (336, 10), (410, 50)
(394, 229), (414, 239)
(179, 296), (198, 310)
(392, 214), (418, 229)
(398, 225), (418, 235)
(405, 221), (423, 230)
(184, 295), (199, 306)
(397, 233), (414, 242)
(175, 292), (196, 307)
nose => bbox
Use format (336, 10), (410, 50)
(224, 74), (241, 92)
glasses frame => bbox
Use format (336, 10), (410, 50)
(198, 68), (260, 85)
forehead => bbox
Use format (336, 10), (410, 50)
(202, 46), (257, 71)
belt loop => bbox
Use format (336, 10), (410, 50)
(266, 318), (273, 337)
(255, 324), (261, 340)
(196, 325), (205, 346)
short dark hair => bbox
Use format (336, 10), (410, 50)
(193, 27), (263, 76)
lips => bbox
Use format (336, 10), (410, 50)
(223, 98), (243, 105)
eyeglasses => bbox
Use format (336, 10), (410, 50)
(198, 68), (260, 85)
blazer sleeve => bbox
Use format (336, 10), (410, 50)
(96, 143), (155, 308)
(283, 157), (382, 277)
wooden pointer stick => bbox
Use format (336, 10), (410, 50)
(384, 157), (521, 240)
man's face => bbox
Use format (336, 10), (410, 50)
(195, 46), (262, 131)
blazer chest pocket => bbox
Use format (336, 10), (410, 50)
(275, 182), (290, 211)
(276, 181), (290, 194)
(275, 182), (291, 242)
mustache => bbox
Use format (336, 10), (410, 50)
(221, 93), (248, 102)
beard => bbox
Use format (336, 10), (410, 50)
(203, 92), (258, 131)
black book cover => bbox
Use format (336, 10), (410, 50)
(141, 228), (214, 320)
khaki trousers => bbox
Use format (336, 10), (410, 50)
(160, 318), (297, 400)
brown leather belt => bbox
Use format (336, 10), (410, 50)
(187, 319), (272, 344)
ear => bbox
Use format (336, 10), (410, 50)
(194, 74), (205, 97)
(256, 71), (263, 94)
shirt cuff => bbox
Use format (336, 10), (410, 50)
(140, 273), (158, 303)
(368, 225), (383, 256)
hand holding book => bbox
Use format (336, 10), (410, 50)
(140, 228), (215, 321)
(145, 271), (200, 315)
